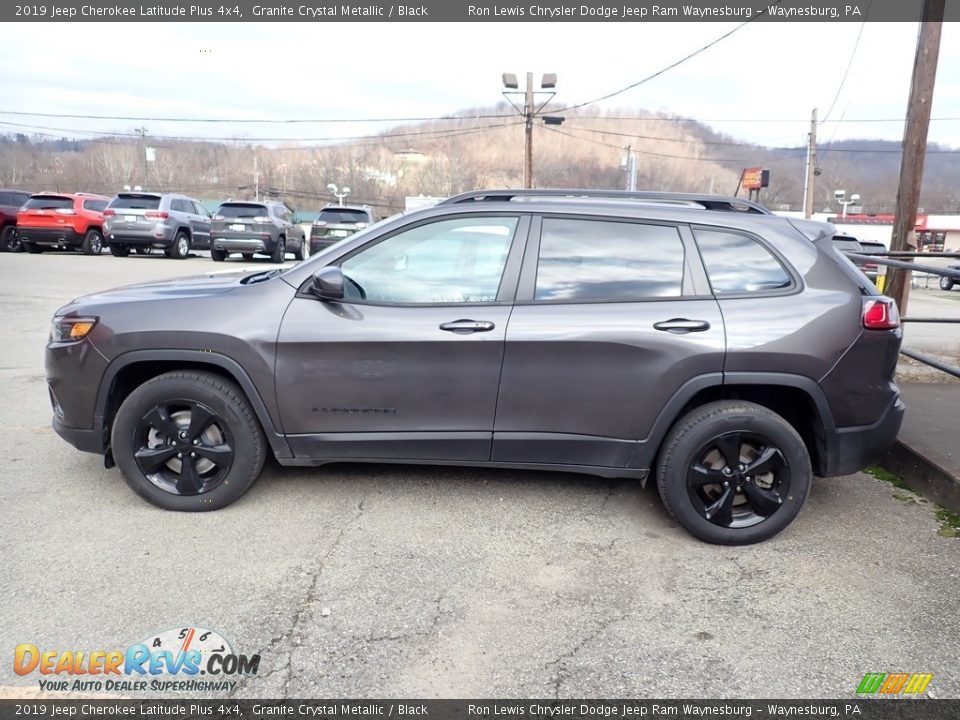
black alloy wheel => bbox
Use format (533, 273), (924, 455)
(686, 431), (790, 529)
(133, 400), (234, 496)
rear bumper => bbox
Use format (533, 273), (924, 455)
(822, 393), (905, 477)
(19, 227), (81, 247)
(213, 237), (270, 253)
(105, 226), (174, 247)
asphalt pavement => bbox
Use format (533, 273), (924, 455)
(1, 251), (959, 699)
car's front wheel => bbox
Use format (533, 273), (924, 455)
(656, 401), (811, 545)
(941, 275), (955, 292)
(111, 371), (267, 511)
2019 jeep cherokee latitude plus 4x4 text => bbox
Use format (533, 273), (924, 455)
(45, 190), (904, 545)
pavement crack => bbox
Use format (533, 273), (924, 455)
(544, 613), (629, 698)
(233, 495), (368, 696)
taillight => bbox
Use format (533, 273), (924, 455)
(145, 211), (169, 219)
(103, 209), (116, 217)
(863, 298), (900, 330)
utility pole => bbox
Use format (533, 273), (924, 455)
(885, 0), (944, 315)
(135, 127), (148, 186)
(253, 152), (259, 201)
(623, 146), (637, 191)
(803, 109), (817, 219)
(524, 72), (534, 189)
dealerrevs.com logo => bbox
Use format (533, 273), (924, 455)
(14, 626), (260, 693)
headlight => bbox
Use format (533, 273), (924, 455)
(50, 316), (98, 342)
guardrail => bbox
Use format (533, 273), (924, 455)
(847, 251), (960, 380)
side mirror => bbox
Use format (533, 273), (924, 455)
(309, 266), (344, 301)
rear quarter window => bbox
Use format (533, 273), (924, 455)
(694, 228), (793, 295)
(83, 200), (107, 212)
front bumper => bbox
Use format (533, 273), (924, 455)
(52, 414), (104, 454)
(19, 227), (81, 247)
(821, 393), (905, 477)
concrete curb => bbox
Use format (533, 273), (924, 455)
(880, 439), (960, 514)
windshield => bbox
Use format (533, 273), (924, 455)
(109, 194), (162, 210)
(217, 203), (269, 219)
(24, 196), (73, 210)
(318, 208), (370, 223)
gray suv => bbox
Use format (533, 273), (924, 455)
(44, 189), (904, 545)
(309, 205), (379, 254)
(104, 192), (212, 259)
(210, 201), (306, 263)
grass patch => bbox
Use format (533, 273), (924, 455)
(865, 465), (910, 490)
(934, 507), (960, 538)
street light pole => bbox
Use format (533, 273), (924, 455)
(524, 72), (534, 189)
(503, 72), (558, 190)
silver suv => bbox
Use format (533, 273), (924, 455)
(104, 192), (212, 259)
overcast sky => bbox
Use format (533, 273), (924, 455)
(1, 21), (959, 149)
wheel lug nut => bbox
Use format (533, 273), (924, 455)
(190, 452), (196, 457)
(723, 481), (729, 487)
(738, 464), (745, 471)
(177, 452), (182, 458)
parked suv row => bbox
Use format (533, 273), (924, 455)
(45, 189), (903, 545)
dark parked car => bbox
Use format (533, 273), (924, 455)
(941, 266), (960, 291)
(45, 189), (904, 545)
(103, 192), (212, 259)
(832, 234), (879, 283)
(210, 201), (306, 263)
(0, 189), (31, 252)
(309, 205), (378, 255)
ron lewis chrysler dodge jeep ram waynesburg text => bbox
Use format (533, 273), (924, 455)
(45, 190), (904, 545)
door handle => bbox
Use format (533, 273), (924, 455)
(653, 318), (711, 334)
(439, 319), (496, 334)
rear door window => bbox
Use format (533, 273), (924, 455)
(534, 218), (685, 302)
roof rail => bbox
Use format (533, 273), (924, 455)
(439, 189), (771, 214)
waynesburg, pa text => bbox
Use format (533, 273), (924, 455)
(467, 4), (866, 19)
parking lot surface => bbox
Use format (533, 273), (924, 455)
(2, 252), (959, 698)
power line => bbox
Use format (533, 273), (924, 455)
(0, 109), (513, 124)
(821, 12), (870, 124)
(551, 2), (782, 114)
(0, 120), (524, 145)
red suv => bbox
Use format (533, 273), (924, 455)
(18, 193), (109, 255)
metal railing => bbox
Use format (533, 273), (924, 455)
(847, 251), (960, 379)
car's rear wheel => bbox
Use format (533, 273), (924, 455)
(111, 371), (266, 511)
(941, 275), (955, 291)
(109, 244), (130, 257)
(22, 241), (42, 254)
(293, 238), (305, 261)
(270, 237), (286, 263)
(1, 225), (21, 252)
(167, 232), (190, 259)
(656, 401), (811, 545)
(81, 229), (103, 255)
(211, 248), (226, 262)
(242, 253), (254, 261)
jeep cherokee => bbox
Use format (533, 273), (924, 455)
(45, 189), (904, 545)
(18, 192), (109, 255)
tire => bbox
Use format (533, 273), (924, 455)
(656, 400), (811, 545)
(941, 275), (955, 292)
(270, 236), (286, 263)
(23, 241), (42, 254)
(1, 225), (21, 252)
(167, 232), (190, 259)
(241, 253), (254, 261)
(135, 247), (151, 256)
(109, 244), (131, 258)
(211, 248), (227, 262)
(111, 371), (267, 511)
(81, 228), (103, 256)
(293, 238), (305, 261)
